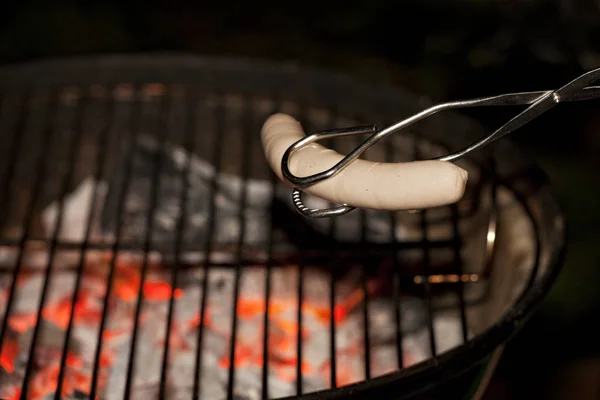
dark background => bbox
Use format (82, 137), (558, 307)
(0, 2), (599, 399)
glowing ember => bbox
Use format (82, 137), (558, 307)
(8, 314), (37, 333)
(0, 132), (475, 399)
(0, 337), (18, 373)
(0, 251), (465, 400)
(143, 281), (183, 301)
(186, 312), (211, 330)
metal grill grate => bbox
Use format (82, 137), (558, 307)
(0, 55), (562, 400)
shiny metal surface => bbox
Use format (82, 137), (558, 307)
(283, 68), (600, 218)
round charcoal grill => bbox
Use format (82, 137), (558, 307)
(0, 54), (565, 400)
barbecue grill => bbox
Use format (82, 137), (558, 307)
(0, 53), (565, 400)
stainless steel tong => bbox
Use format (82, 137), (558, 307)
(281, 67), (600, 218)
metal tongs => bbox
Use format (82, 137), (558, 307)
(282, 67), (600, 218)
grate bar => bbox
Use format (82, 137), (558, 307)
(193, 93), (226, 400)
(0, 94), (30, 231)
(0, 94), (31, 351)
(159, 88), (198, 398)
(225, 97), (254, 400)
(123, 88), (171, 399)
(89, 86), (141, 400)
(451, 202), (469, 343)
(359, 167), (371, 380)
(325, 112), (339, 390)
(261, 100), (279, 399)
(54, 88), (112, 399)
(293, 106), (313, 397)
(295, 255), (305, 396)
(385, 138), (405, 370)
(23, 88), (84, 396)
(260, 181), (275, 399)
(414, 143), (438, 362)
(329, 264), (337, 388)
(0, 90), (59, 398)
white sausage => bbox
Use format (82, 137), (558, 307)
(261, 113), (468, 211)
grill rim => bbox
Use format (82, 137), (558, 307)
(0, 52), (567, 399)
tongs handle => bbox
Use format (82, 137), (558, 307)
(439, 68), (600, 162)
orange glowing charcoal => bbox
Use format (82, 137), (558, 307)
(305, 304), (347, 325)
(319, 360), (354, 387)
(68, 369), (91, 394)
(29, 364), (60, 399)
(274, 319), (296, 334)
(112, 262), (142, 302)
(271, 336), (294, 353)
(339, 287), (367, 314)
(219, 356), (232, 368)
(8, 313), (38, 333)
(271, 361), (311, 381)
(267, 301), (286, 315)
(42, 294), (102, 330)
(235, 345), (256, 367)
(42, 298), (72, 329)
(270, 354), (298, 368)
(99, 351), (115, 368)
(102, 328), (126, 340)
(0, 337), (18, 373)
(66, 352), (84, 369)
(336, 366), (355, 387)
(302, 361), (312, 374)
(237, 298), (267, 319)
(142, 280), (183, 301)
(273, 319), (309, 338)
(341, 344), (363, 357)
(270, 351), (313, 374)
(74, 291), (95, 309)
(319, 360), (330, 375)
(218, 355), (229, 368)
(167, 334), (191, 352)
(186, 311), (212, 331)
(186, 313), (199, 329)
(303, 284), (376, 326)
(271, 358), (313, 376)
(61, 383), (74, 399)
(333, 306), (347, 323)
(219, 344), (256, 368)
(74, 294), (103, 325)
(114, 279), (140, 302)
(237, 298), (287, 320)
(304, 305), (328, 324)
(274, 368), (296, 382)
(97, 370), (109, 389)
